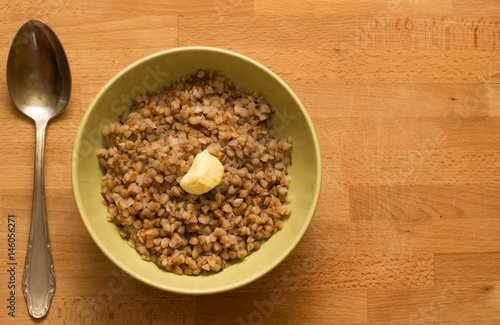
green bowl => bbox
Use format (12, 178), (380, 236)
(71, 47), (321, 294)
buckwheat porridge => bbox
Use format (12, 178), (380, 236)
(97, 70), (293, 275)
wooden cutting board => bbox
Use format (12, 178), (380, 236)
(0, 1), (499, 324)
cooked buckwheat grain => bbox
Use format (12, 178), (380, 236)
(97, 70), (292, 275)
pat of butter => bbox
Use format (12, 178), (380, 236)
(180, 149), (224, 195)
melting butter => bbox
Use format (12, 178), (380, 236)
(180, 149), (224, 195)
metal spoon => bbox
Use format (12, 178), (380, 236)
(6, 19), (71, 318)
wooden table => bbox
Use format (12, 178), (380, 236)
(1, 1), (499, 324)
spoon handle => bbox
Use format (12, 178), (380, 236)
(22, 121), (56, 318)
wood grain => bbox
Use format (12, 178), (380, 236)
(1, 0), (500, 324)
(368, 281), (500, 324)
(350, 185), (500, 220)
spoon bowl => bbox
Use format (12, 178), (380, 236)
(7, 20), (71, 123)
(6, 19), (71, 318)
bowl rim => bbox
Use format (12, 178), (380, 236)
(71, 46), (322, 294)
